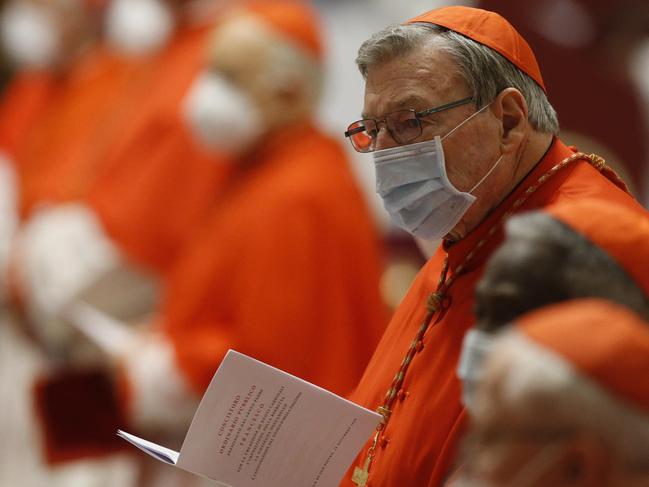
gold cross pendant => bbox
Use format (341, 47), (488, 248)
(351, 455), (371, 487)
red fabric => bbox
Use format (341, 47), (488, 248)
(519, 299), (649, 414)
(88, 22), (230, 273)
(341, 138), (645, 487)
(406, 6), (546, 92)
(89, 117), (230, 273)
(546, 199), (649, 297)
(244, 0), (323, 61)
(161, 123), (389, 398)
(9, 46), (159, 218)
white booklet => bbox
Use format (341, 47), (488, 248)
(118, 350), (382, 487)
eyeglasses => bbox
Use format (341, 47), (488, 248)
(344, 96), (474, 153)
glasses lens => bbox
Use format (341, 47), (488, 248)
(346, 120), (376, 153)
(387, 110), (421, 144)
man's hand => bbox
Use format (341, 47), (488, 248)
(118, 328), (199, 433)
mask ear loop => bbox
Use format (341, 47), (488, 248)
(441, 103), (490, 141)
(438, 102), (502, 194)
(469, 154), (504, 194)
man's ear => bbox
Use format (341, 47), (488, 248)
(491, 88), (528, 155)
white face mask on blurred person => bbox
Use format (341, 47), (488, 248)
(182, 71), (263, 155)
(105, 0), (173, 56)
(457, 329), (495, 411)
(0, 1), (61, 69)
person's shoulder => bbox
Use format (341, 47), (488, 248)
(546, 140), (643, 212)
(554, 163), (645, 213)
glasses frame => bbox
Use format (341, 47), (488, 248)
(344, 96), (474, 153)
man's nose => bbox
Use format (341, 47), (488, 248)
(374, 126), (399, 151)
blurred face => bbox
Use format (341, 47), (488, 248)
(474, 227), (566, 333)
(362, 44), (511, 240)
(207, 14), (285, 131)
(185, 13), (316, 154)
(460, 230), (556, 411)
(184, 14), (292, 155)
(455, 344), (649, 487)
(456, 352), (571, 487)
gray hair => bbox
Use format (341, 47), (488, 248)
(494, 332), (649, 471)
(356, 23), (559, 134)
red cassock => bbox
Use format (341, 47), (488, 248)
(8, 46), (147, 218)
(87, 22), (230, 273)
(160, 123), (389, 397)
(341, 138), (647, 487)
(4, 20), (223, 269)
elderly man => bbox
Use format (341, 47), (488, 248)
(341, 5), (646, 486)
(458, 198), (649, 410)
(453, 299), (649, 487)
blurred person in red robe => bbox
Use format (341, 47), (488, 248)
(0, 0), (104, 300)
(7, 0), (234, 355)
(451, 199), (649, 487)
(457, 198), (649, 413)
(9, 0), (230, 219)
(338, 6), (647, 487)
(453, 298), (649, 487)
(0, 1), (231, 479)
(0, 2), (145, 486)
(110, 0), (388, 441)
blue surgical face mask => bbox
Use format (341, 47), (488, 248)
(457, 328), (496, 411)
(373, 105), (503, 240)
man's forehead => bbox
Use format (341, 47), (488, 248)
(361, 48), (462, 118)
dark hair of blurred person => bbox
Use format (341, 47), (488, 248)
(452, 298), (649, 487)
(458, 199), (649, 411)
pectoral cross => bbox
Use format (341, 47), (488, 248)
(351, 455), (371, 487)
